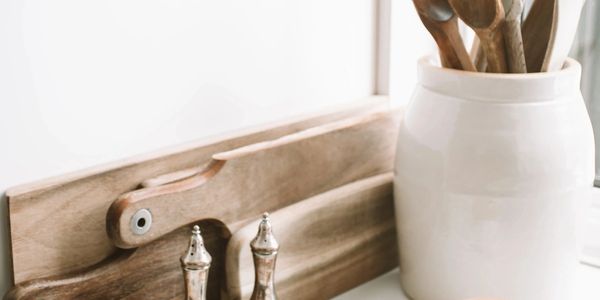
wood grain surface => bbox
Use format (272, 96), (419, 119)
(502, 0), (527, 73)
(106, 111), (401, 248)
(5, 220), (230, 300)
(5, 174), (399, 300)
(6, 97), (390, 285)
(226, 173), (398, 300)
(470, 37), (488, 72)
(412, 0), (476, 71)
(522, 0), (556, 72)
(449, 0), (508, 73)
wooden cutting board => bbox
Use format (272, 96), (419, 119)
(226, 173), (397, 300)
(6, 97), (403, 300)
(6, 97), (392, 285)
(6, 174), (398, 300)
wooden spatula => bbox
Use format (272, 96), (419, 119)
(412, 0), (476, 71)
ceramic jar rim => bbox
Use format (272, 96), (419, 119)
(417, 56), (582, 103)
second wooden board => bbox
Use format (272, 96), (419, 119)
(226, 173), (398, 300)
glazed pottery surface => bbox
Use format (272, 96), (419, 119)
(394, 57), (595, 300)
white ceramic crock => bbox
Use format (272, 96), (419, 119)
(394, 57), (595, 300)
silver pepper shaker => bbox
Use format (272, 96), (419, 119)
(250, 213), (280, 300)
(180, 225), (212, 300)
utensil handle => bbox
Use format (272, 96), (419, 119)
(417, 14), (475, 71)
(445, 21), (477, 72)
(504, 19), (527, 73)
(471, 37), (487, 72)
(481, 28), (508, 73)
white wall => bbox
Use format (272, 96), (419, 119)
(0, 0), (376, 294)
(387, 1), (436, 105)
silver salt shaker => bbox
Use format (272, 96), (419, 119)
(250, 213), (280, 300)
(180, 225), (212, 300)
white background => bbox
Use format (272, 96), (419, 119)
(0, 0), (434, 294)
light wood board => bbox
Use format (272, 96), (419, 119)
(5, 220), (230, 300)
(5, 174), (398, 299)
(6, 97), (392, 284)
(226, 173), (398, 300)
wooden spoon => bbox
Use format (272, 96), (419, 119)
(502, 0), (527, 73)
(412, 0), (476, 71)
(449, 0), (508, 73)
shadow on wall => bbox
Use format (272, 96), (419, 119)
(1, 192), (13, 295)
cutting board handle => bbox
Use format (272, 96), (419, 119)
(106, 112), (399, 249)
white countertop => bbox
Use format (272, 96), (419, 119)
(334, 263), (600, 300)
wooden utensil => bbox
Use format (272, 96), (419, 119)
(470, 37), (487, 72)
(412, 0), (476, 71)
(542, 0), (586, 72)
(521, 0), (556, 72)
(502, 0), (527, 73)
(449, 0), (508, 73)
